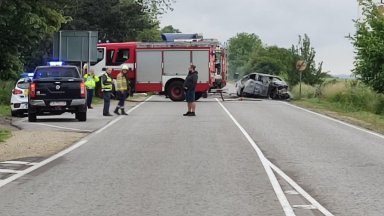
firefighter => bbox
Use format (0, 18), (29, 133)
(113, 64), (130, 115)
(101, 67), (113, 116)
(83, 69), (99, 109)
(183, 65), (198, 116)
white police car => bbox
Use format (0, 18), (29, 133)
(10, 74), (32, 117)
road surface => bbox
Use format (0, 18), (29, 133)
(0, 95), (383, 215)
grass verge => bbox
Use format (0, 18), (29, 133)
(0, 129), (11, 142)
(292, 98), (384, 134)
(0, 105), (10, 117)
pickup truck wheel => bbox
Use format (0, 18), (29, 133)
(167, 81), (185, 101)
(76, 111), (87, 122)
(28, 112), (36, 122)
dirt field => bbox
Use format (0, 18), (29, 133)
(0, 117), (86, 161)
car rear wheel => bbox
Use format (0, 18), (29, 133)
(76, 111), (87, 122)
(28, 111), (36, 122)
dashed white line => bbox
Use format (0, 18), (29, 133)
(269, 162), (334, 216)
(216, 99), (296, 216)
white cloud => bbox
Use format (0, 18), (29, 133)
(159, 0), (360, 75)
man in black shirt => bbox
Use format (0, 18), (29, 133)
(183, 65), (198, 116)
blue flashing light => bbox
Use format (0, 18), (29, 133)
(48, 61), (63, 66)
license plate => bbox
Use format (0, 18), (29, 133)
(50, 101), (66, 106)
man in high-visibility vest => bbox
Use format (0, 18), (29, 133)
(101, 67), (113, 116)
(113, 64), (130, 115)
(83, 69), (99, 109)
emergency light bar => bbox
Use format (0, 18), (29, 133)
(48, 61), (63, 66)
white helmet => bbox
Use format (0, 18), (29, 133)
(122, 64), (129, 70)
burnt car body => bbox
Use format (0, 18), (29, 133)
(235, 73), (291, 100)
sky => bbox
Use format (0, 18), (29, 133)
(159, 0), (360, 75)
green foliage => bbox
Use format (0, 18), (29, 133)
(350, 0), (384, 94)
(245, 46), (294, 76)
(0, 0), (69, 79)
(227, 33), (263, 78)
(0, 80), (14, 105)
(289, 34), (328, 86)
(161, 25), (181, 33)
(0, 129), (11, 142)
(293, 79), (384, 115)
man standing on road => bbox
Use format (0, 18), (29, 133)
(101, 67), (113, 116)
(84, 69), (99, 109)
(113, 65), (130, 115)
(183, 65), (198, 116)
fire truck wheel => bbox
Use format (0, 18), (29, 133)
(195, 92), (203, 101)
(167, 81), (185, 101)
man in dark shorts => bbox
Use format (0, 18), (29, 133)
(183, 65), (198, 116)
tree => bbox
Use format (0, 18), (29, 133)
(350, 0), (384, 94)
(0, 0), (68, 79)
(288, 34), (328, 86)
(161, 25), (181, 33)
(227, 33), (263, 78)
(244, 46), (294, 76)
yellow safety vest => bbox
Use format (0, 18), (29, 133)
(84, 74), (99, 89)
(101, 74), (113, 92)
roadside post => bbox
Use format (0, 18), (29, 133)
(296, 60), (307, 99)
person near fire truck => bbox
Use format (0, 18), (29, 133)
(183, 65), (198, 116)
(113, 64), (130, 115)
(101, 67), (114, 116)
(83, 69), (99, 109)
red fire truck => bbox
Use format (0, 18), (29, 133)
(90, 39), (227, 101)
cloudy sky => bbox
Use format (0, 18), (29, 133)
(159, 0), (360, 75)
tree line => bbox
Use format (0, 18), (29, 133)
(227, 32), (329, 87)
(0, 0), (176, 80)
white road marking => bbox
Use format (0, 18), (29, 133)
(0, 98), (151, 189)
(0, 169), (21, 174)
(283, 102), (384, 140)
(269, 162), (334, 216)
(285, 190), (300, 195)
(27, 123), (93, 133)
(0, 161), (38, 165)
(95, 96), (153, 135)
(216, 99), (296, 216)
(292, 205), (317, 210)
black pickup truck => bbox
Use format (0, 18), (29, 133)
(28, 65), (87, 122)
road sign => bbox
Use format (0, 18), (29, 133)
(296, 60), (307, 72)
(52, 31), (98, 62)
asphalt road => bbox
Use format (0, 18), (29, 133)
(1, 95), (383, 215)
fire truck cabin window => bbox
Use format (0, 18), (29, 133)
(106, 50), (115, 66)
(116, 49), (130, 64)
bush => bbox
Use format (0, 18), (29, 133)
(0, 80), (14, 105)
(291, 83), (316, 99)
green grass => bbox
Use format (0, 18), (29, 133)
(0, 129), (11, 142)
(0, 105), (10, 117)
(290, 79), (384, 134)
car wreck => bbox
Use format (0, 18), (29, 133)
(235, 73), (291, 100)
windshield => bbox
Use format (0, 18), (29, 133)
(17, 81), (30, 89)
(34, 67), (80, 79)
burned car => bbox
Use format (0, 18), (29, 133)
(235, 73), (291, 100)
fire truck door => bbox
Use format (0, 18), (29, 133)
(192, 51), (209, 83)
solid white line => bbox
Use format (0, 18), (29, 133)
(216, 99), (296, 216)
(283, 102), (384, 140)
(269, 162), (334, 216)
(0, 161), (37, 165)
(0, 97), (151, 189)
(28, 123), (93, 133)
(0, 169), (21, 174)
(94, 95), (153, 135)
